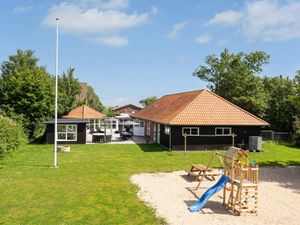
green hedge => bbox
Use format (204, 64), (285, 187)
(0, 115), (27, 158)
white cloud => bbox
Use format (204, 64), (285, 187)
(151, 6), (158, 15)
(167, 21), (188, 39)
(195, 34), (212, 44)
(91, 35), (128, 46)
(13, 6), (34, 13)
(205, 10), (243, 27)
(42, 0), (155, 46)
(76, 0), (129, 10)
(205, 0), (300, 42)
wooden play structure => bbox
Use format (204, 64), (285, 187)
(192, 147), (259, 215)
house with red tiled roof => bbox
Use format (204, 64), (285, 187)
(113, 104), (141, 115)
(132, 89), (269, 150)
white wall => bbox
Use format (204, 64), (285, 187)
(133, 126), (144, 136)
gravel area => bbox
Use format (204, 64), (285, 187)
(131, 167), (300, 225)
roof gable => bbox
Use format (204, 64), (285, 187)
(132, 90), (203, 124)
(113, 104), (141, 111)
(133, 89), (268, 126)
(63, 105), (106, 119)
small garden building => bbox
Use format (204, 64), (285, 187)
(44, 105), (106, 144)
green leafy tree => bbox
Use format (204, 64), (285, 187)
(77, 84), (104, 112)
(58, 68), (81, 116)
(193, 49), (269, 117)
(0, 49), (54, 140)
(289, 70), (300, 110)
(1, 49), (38, 79)
(139, 96), (158, 107)
(263, 76), (297, 132)
(293, 117), (300, 145)
(289, 70), (300, 141)
(102, 106), (115, 117)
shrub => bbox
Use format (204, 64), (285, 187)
(293, 117), (300, 146)
(0, 115), (27, 158)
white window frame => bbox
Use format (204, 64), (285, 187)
(164, 125), (170, 135)
(182, 127), (199, 136)
(146, 122), (150, 136)
(215, 127), (232, 136)
(57, 124), (77, 141)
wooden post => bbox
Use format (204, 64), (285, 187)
(184, 133), (187, 155)
(232, 133), (237, 146)
(104, 120), (107, 143)
(223, 156), (227, 205)
(169, 126), (172, 152)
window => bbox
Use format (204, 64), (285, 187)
(87, 119), (94, 130)
(112, 120), (117, 129)
(139, 121), (144, 127)
(164, 126), (170, 135)
(57, 124), (77, 141)
(215, 127), (232, 136)
(182, 127), (199, 136)
(146, 122), (150, 135)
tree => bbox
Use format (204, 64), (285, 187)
(76, 83), (104, 112)
(289, 70), (300, 110)
(102, 106), (115, 117)
(263, 76), (297, 132)
(289, 70), (300, 140)
(193, 49), (269, 117)
(0, 49), (54, 140)
(1, 49), (38, 79)
(139, 96), (158, 107)
(58, 68), (81, 116)
(293, 116), (300, 145)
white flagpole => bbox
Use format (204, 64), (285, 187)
(54, 18), (59, 168)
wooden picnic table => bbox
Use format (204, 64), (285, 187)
(185, 164), (220, 181)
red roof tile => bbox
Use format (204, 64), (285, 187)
(132, 90), (268, 126)
(62, 105), (106, 119)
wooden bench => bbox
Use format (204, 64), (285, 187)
(185, 164), (220, 181)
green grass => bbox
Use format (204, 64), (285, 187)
(0, 142), (299, 225)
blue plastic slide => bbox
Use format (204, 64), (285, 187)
(188, 175), (228, 212)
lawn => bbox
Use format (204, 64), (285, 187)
(0, 142), (299, 225)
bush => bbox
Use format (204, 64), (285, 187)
(0, 115), (27, 158)
(293, 117), (300, 146)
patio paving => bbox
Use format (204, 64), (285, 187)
(108, 133), (147, 144)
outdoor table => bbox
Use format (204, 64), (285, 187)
(121, 131), (132, 140)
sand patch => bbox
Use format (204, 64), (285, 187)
(131, 167), (300, 225)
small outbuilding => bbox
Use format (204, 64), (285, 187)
(44, 118), (89, 144)
(44, 105), (107, 144)
(132, 89), (269, 150)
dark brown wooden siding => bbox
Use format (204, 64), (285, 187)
(45, 123), (87, 144)
(159, 124), (170, 148)
(159, 125), (261, 150)
(144, 120), (157, 143)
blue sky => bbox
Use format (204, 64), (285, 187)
(1, 0), (300, 106)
